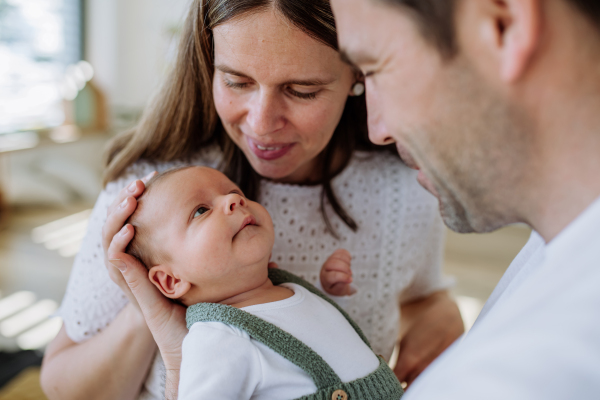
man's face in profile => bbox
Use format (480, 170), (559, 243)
(332, 0), (530, 234)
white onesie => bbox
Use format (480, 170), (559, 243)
(179, 283), (381, 400)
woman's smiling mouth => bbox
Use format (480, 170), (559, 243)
(246, 137), (295, 161)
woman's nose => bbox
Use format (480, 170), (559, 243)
(224, 194), (246, 214)
(246, 90), (286, 136)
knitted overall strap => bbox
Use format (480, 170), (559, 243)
(268, 268), (372, 349)
(186, 302), (342, 390)
(186, 270), (405, 400)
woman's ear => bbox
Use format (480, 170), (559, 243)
(148, 266), (192, 300)
(349, 71), (365, 97)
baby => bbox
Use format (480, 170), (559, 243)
(126, 166), (403, 400)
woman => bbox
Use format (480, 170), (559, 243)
(41, 0), (463, 399)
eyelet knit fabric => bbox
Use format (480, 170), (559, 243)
(57, 147), (448, 400)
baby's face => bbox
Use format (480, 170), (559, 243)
(140, 167), (274, 304)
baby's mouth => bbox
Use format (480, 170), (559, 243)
(235, 215), (258, 237)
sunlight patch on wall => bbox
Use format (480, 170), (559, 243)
(32, 209), (92, 257)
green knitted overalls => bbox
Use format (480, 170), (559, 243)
(186, 269), (405, 400)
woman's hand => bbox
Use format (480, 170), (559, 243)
(102, 172), (156, 308)
(102, 172), (187, 369)
(394, 291), (464, 388)
(109, 224), (187, 399)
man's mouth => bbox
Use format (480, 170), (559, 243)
(395, 143), (420, 170)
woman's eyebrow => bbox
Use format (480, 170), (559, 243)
(215, 64), (249, 78)
(285, 78), (334, 86)
(215, 64), (334, 86)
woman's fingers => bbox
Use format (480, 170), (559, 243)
(102, 197), (138, 251)
(106, 225), (140, 306)
(394, 292), (464, 387)
(103, 172), (157, 252)
(105, 171), (156, 219)
(115, 244), (188, 371)
(141, 171), (158, 183)
(106, 180), (144, 218)
(116, 252), (167, 318)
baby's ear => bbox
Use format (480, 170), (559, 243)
(148, 266), (191, 300)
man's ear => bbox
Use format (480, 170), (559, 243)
(461, 0), (542, 82)
(148, 265), (192, 300)
(498, 0), (542, 82)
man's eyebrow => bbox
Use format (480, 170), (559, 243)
(215, 64), (334, 86)
(339, 47), (377, 68)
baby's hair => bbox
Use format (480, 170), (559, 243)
(125, 165), (201, 269)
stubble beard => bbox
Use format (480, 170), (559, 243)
(407, 62), (532, 234)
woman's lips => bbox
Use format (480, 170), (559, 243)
(246, 136), (295, 161)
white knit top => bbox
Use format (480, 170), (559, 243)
(57, 147), (448, 399)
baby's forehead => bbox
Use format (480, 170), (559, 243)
(151, 166), (232, 192)
(141, 167), (236, 209)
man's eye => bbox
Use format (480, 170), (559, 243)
(193, 207), (209, 218)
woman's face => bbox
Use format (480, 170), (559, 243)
(212, 10), (356, 184)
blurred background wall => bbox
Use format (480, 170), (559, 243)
(0, 1), (191, 397)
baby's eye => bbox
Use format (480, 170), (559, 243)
(193, 207), (209, 218)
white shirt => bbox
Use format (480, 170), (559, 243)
(179, 283), (380, 400)
(405, 196), (600, 399)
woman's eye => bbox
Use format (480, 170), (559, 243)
(223, 79), (249, 89)
(287, 87), (318, 100)
(193, 207), (209, 218)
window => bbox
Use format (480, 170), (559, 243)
(0, 0), (84, 134)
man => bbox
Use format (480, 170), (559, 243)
(331, 0), (600, 398)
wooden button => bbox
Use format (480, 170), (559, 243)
(332, 389), (348, 400)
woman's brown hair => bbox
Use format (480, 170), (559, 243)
(104, 0), (394, 237)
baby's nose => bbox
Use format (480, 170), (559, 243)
(225, 194), (246, 213)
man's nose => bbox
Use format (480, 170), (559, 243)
(366, 83), (395, 145)
(224, 194), (246, 214)
(246, 89), (286, 136)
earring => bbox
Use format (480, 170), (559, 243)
(351, 82), (365, 96)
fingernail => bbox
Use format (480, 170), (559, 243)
(128, 181), (137, 193)
(120, 198), (129, 208)
(110, 259), (127, 272)
(119, 225), (129, 236)
(142, 171), (156, 183)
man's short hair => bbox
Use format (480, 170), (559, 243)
(382, 0), (600, 56)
